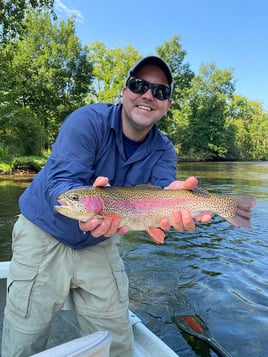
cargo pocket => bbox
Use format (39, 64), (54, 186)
(111, 264), (129, 303)
(7, 260), (38, 318)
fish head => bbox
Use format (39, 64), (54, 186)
(54, 188), (103, 222)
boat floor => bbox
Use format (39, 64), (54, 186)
(0, 278), (179, 356)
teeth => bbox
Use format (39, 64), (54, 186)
(137, 105), (152, 111)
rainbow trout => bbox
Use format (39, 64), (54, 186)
(54, 186), (256, 243)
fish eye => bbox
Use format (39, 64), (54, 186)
(69, 193), (80, 201)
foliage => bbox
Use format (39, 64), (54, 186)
(155, 35), (195, 138)
(11, 155), (47, 171)
(156, 35), (195, 104)
(0, 104), (45, 156)
(0, 162), (11, 174)
(226, 95), (268, 160)
(87, 41), (140, 103)
(0, 0), (55, 43)
(0, 9), (93, 150)
(176, 63), (235, 160)
(0, 155), (47, 174)
(0, 6), (267, 163)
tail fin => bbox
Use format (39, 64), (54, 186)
(225, 194), (256, 229)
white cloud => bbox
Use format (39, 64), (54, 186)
(54, 0), (84, 23)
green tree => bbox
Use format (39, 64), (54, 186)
(226, 95), (268, 160)
(179, 63), (235, 160)
(0, 104), (45, 155)
(88, 41), (140, 103)
(0, 10), (93, 154)
(155, 35), (194, 141)
(156, 35), (194, 104)
(248, 103), (268, 160)
(0, 0), (55, 43)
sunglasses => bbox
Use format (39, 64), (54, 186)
(126, 77), (171, 101)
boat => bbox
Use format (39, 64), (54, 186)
(0, 261), (179, 356)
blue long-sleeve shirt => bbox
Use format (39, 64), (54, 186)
(19, 103), (177, 249)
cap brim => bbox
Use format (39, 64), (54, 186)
(128, 56), (173, 87)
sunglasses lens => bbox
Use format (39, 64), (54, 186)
(152, 85), (171, 100)
(127, 78), (147, 95)
(127, 78), (170, 100)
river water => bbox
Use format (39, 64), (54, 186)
(0, 162), (268, 356)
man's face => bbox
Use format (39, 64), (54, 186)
(121, 64), (172, 141)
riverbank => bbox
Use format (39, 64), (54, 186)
(1, 155), (262, 176)
(0, 155), (48, 175)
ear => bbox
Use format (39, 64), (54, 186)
(165, 98), (173, 113)
(121, 86), (127, 98)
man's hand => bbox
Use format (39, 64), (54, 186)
(78, 177), (129, 238)
(160, 176), (212, 233)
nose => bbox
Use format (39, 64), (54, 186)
(141, 88), (154, 100)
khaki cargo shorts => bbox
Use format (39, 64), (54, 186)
(2, 214), (133, 357)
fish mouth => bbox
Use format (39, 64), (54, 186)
(54, 197), (80, 211)
(54, 199), (69, 210)
(53, 198), (88, 221)
(56, 198), (68, 206)
(56, 192), (80, 206)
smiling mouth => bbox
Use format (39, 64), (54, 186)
(137, 105), (152, 111)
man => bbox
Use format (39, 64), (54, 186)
(1, 56), (211, 356)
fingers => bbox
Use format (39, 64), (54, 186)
(93, 176), (110, 187)
(164, 177), (212, 232)
(172, 210), (184, 232)
(79, 216), (128, 238)
(162, 209), (212, 233)
(161, 210), (196, 233)
(117, 226), (129, 235)
(91, 218), (120, 238)
(166, 176), (198, 190)
(181, 176), (198, 190)
(160, 218), (171, 231)
(195, 210), (212, 223)
(173, 209), (195, 232)
(79, 218), (101, 233)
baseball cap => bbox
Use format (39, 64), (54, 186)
(127, 56), (174, 92)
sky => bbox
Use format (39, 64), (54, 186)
(54, 0), (268, 109)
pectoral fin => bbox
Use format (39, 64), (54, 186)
(146, 227), (165, 244)
(96, 213), (122, 220)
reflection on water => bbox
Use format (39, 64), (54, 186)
(0, 177), (34, 261)
(1, 163), (268, 356)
